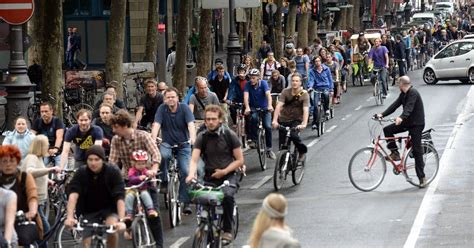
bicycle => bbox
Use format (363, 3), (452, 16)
(273, 125), (305, 191)
(348, 117), (440, 192)
(352, 52), (368, 86)
(124, 177), (161, 248)
(188, 180), (239, 248)
(372, 68), (385, 106)
(229, 102), (247, 149)
(123, 69), (147, 112)
(310, 90), (329, 137)
(72, 220), (116, 248)
(250, 108), (268, 171)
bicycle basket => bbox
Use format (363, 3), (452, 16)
(64, 88), (81, 105)
(368, 119), (384, 142)
(188, 189), (224, 206)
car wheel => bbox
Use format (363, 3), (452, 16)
(423, 69), (438, 85)
(469, 68), (474, 84)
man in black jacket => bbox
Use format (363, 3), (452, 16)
(393, 35), (406, 79)
(376, 76), (427, 187)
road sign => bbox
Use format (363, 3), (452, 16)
(202, 0), (260, 9)
(0, 0), (34, 25)
(266, 3), (277, 15)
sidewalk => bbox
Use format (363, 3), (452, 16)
(404, 85), (474, 248)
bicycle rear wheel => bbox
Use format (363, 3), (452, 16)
(348, 147), (387, 192)
(192, 226), (209, 248)
(257, 129), (267, 170)
(168, 172), (181, 228)
(273, 151), (289, 191)
(292, 152), (305, 185)
(132, 218), (155, 248)
(403, 143), (439, 187)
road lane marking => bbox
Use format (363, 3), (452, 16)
(307, 138), (320, 147)
(326, 125), (337, 133)
(250, 175), (272, 189)
(341, 114), (352, 121)
(366, 97), (373, 102)
(170, 237), (189, 248)
(355, 105), (362, 111)
(403, 85), (474, 248)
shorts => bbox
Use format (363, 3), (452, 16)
(81, 209), (118, 238)
(420, 46), (426, 54)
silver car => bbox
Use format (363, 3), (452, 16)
(423, 40), (474, 84)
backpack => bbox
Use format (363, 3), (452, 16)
(198, 125), (235, 158)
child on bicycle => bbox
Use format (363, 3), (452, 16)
(124, 150), (158, 222)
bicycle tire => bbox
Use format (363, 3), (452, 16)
(192, 226), (209, 248)
(273, 151), (289, 191)
(132, 218), (155, 248)
(54, 223), (82, 248)
(292, 152), (305, 185)
(348, 147), (387, 192)
(232, 205), (239, 239)
(316, 105), (324, 137)
(402, 143), (439, 188)
(374, 81), (381, 106)
(168, 171), (180, 228)
(257, 129), (267, 170)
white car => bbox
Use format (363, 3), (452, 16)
(463, 34), (474, 40)
(423, 40), (474, 84)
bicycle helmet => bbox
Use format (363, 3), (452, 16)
(237, 64), (247, 72)
(248, 68), (260, 76)
(131, 150), (148, 161)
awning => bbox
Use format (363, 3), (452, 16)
(338, 4), (353, 9)
(327, 7), (340, 12)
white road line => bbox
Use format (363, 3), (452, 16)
(326, 125), (337, 133)
(0, 3), (33, 9)
(170, 237), (189, 248)
(250, 175), (272, 189)
(341, 114), (352, 121)
(307, 138), (320, 147)
(355, 105), (362, 111)
(366, 97), (373, 102)
(403, 85), (474, 248)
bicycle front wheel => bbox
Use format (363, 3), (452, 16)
(168, 173), (181, 228)
(54, 224), (83, 248)
(257, 129), (267, 170)
(132, 218), (155, 248)
(274, 151), (289, 191)
(348, 147), (387, 192)
(403, 143), (439, 187)
(292, 152), (305, 185)
(232, 205), (239, 239)
(374, 82), (381, 106)
(192, 226), (209, 248)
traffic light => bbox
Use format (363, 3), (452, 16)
(311, 0), (319, 21)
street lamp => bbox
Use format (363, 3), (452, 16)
(226, 0), (241, 77)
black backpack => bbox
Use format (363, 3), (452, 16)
(198, 125), (236, 159)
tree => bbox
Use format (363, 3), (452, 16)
(196, 9), (212, 77)
(285, 2), (298, 39)
(377, 0), (387, 17)
(105, 0), (127, 99)
(297, 10), (309, 48)
(144, 0), (159, 63)
(173, 0), (190, 94)
(351, 0), (361, 31)
(41, 0), (63, 116)
(251, 5), (263, 62)
(274, 0), (284, 59)
(308, 18), (318, 45)
(28, 0), (45, 66)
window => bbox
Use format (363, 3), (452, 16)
(436, 43), (458, 59)
(457, 42), (474, 56)
(102, 0), (111, 16)
(64, 0), (90, 16)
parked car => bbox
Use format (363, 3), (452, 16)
(423, 40), (474, 84)
(463, 34), (474, 40)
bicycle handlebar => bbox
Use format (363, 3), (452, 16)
(189, 179), (236, 190)
(124, 176), (162, 191)
(277, 125), (299, 131)
(371, 116), (396, 123)
(74, 220), (116, 234)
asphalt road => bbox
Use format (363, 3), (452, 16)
(123, 68), (472, 247)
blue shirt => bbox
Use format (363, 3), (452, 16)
(403, 36), (411, 49)
(64, 125), (104, 161)
(228, 76), (248, 103)
(308, 64), (334, 90)
(294, 55), (310, 77)
(244, 80), (269, 109)
(154, 103), (195, 145)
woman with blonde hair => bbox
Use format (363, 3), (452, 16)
(22, 135), (60, 236)
(248, 193), (300, 248)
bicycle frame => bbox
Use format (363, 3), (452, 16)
(369, 134), (411, 174)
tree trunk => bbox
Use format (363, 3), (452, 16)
(144, 0), (159, 63)
(28, 0), (44, 65)
(173, 0), (189, 94)
(274, 0), (284, 59)
(251, 6), (263, 61)
(41, 0), (63, 116)
(377, 0), (387, 17)
(285, 3), (298, 39)
(308, 18), (318, 44)
(345, 6), (353, 29)
(296, 11), (309, 49)
(105, 0), (126, 99)
(196, 9), (212, 77)
(352, 0), (361, 32)
(338, 9), (346, 30)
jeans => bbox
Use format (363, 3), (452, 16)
(311, 89), (330, 125)
(38, 202), (50, 235)
(371, 66), (388, 96)
(383, 123), (425, 179)
(43, 155), (61, 167)
(125, 189), (155, 214)
(159, 142), (191, 203)
(397, 59), (406, 77)
(248, 110), (272, 149)
(66, 50), (74, 69)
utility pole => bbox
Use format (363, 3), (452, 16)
(226, 0), (241, 77)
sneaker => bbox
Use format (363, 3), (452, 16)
(382, 94), (387, 99)
(160, 181), (168, 194)
(419, 177), (427, 188)
(266, 150), (276, 160)
(247, 140), (257, 149)
(384, 151), (401, 161)
(147, 209), (158, 218)
(222, 232), (233, 244)
(325, 110), (330, 117)
(183, 204), (192, 215)
(312, 124), (317, 130)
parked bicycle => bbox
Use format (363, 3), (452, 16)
(188, 180), (239, 248)
(348, 117), (439, 192)
(273, 125), (306, 191)
(122, 69), (147, 112)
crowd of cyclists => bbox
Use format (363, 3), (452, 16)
(0, 4), (472, 248)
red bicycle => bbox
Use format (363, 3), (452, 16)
(348, 118), (439, 192)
